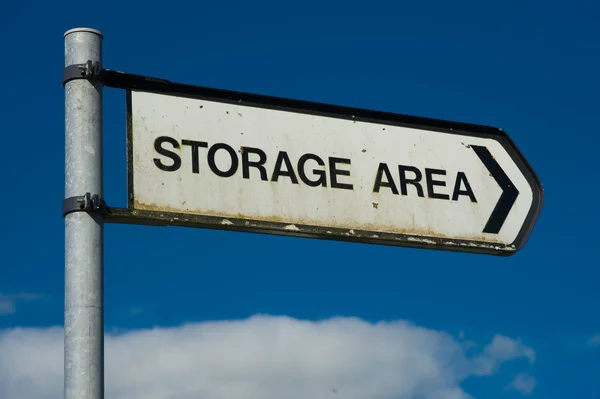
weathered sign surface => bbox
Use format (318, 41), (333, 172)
(109, 78), (542, 256)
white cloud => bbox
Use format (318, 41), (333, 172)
(506, 373), (536, 395)
(472, 334), (535, 376)
(0, 293), (41, 316)
(587, 334), (600, 347)
(0, 315), (534, 399)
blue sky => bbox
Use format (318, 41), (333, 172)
(1, 1), (599, 398)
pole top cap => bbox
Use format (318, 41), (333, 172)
(64, 28), (103, 38)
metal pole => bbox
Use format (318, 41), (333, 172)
(64, 27), (104, 399)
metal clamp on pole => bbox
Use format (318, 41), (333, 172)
(63, 192), (108, 218)
(63, 60), (103, 86)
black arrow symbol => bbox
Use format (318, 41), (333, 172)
(471, 145), (519, 234)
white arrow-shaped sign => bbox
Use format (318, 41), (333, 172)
(102, 71), (543, 256)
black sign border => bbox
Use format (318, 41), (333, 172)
(102, 70), (544, 256)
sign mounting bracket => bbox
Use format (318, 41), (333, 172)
(62, 193), (109, 219)
(62, 60), (103, 86)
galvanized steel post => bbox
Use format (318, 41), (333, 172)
(64, 28), (104, 399)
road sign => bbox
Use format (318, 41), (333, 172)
(102, 73), (543, 256)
